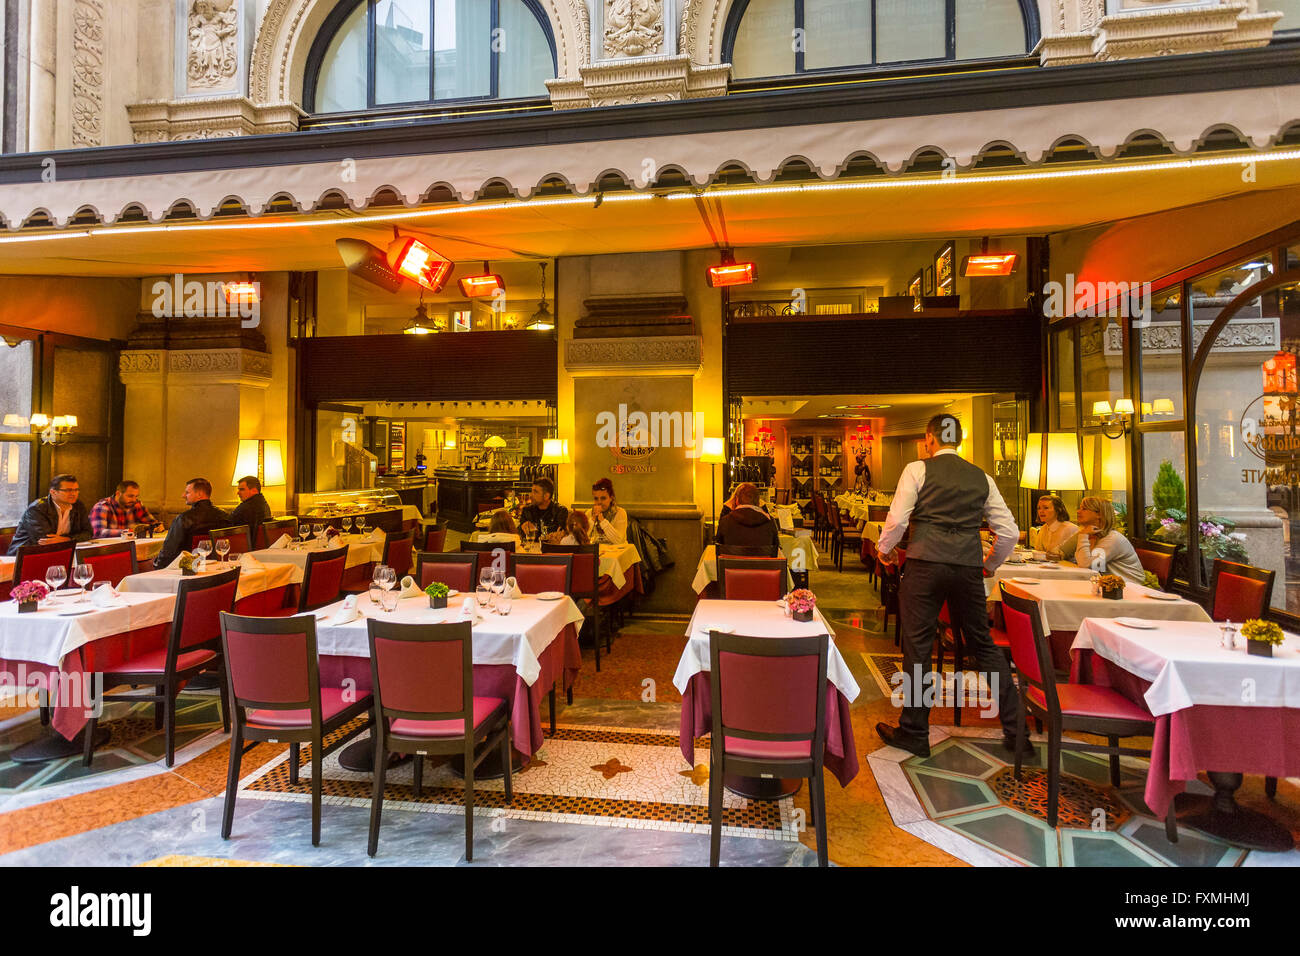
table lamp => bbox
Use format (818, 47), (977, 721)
(231, 439), (286, 488)
(1020, 432), (1086, 491)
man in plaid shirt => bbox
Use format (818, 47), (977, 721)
(89, 480), (156, 538)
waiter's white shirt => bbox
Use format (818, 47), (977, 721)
(877, 448), (1019, 572)
(588, 504), (628, 545)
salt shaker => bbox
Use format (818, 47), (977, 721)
(1090, 572), (1100, 596)
(1220, 619), (1236, 649)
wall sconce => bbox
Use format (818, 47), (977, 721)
(29, 413), (77, 446)
(1092, 399), (1134, 439)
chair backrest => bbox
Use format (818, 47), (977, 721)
(219, 611), (319, 717)
(1210, 558), (1275, 622)
(206, 525), (251, 557)
(170, 567), (240, 664)
(513, 554), (573, 594)
(422, 524), (447, 554)
(708, 631), (828, 761)
(826, 505), (844, 531)
(717, 556), (789, 601)
(541, 542), (599, 598)
(416, 551), (478, 592)
(811, 493), (826, 518)
(13, 540), (75, 586)
(298, 547), (348, 611)
(367, 620), (473, 735)
(998, 582), (1055, 707)
(459, 540), (515, 582)
(262, 517), (298, 548)
(717, 543), (780, 558)
(1130, 537), (1180, 590)
(76, 540), (138, 587)
(867, 505), (890, 523)
(382, 529), (415, 580)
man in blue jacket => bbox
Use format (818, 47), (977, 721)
(8, 474), (93, 553)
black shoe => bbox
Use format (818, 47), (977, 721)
(1003, 733), (1037, 757)
(875, 722), (931, 758)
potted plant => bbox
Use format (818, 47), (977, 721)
(1098, 573), (1126, 600)
(11, 580), (49, 613)
(1241, 618), (1285, 658)
(178, 553), (197, 576)
(425, 581), (450, 609)
(788, 588), (817, 622)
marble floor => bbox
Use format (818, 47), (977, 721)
(1, 555), (1297, 867)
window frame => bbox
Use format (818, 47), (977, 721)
(721, 0), (1040, 79)
(305, 0), (558, 115)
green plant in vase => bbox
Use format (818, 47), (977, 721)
(1241, 618), (1284, 657)
(425, 581), (450, 609)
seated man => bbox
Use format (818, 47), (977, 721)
(153, 477), (233, 569)
(519, 476), (569, 539)
(8, 474), (93, 553)
(89, 480), (156, 538)
(230, 475), (273, 546)
(588, 478), (628, 545)
(715, 482), (780, 552)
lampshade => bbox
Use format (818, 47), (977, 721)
(29, 413), (49, 428)
(700, 437), (726, 464)
(1141, 402), (1152, 416)
(484, 435), (508, 449)
(1113, 398), (1135, 416)
(540, 438), (571, 464)
(1153, 398), (1175, 414)
(1020, 433), (1086, 490)
(2, 414), (24, 428)
(232, 439), (286, 487)
(1091, 401), (1113, 416)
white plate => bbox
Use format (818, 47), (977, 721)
(1010, 577), (1041, 585)
(446, 589), (459, 597)
(698, 624), (735, 635)
(1145, 592), (1181, 601)
(536, 591), (565, 601)
(1115, 617), (1157, 629)
(56, 605), (98, 616)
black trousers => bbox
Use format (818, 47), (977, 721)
(897, 557), (1019, 739)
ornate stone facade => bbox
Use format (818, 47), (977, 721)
(187, 0), (241, 92)
(565, 335), (703, 374)
(604, 0), (665, 58)
(70, 0), (106, 148)
(127, 97), (304, 143)
(548, 54), (729, 109)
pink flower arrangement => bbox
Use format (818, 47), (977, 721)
(787, 588), (817, 614)
(11, 581), (50, 604)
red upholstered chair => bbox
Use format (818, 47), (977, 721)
(261, 517), (297, 548)
(416, 551), (477, 592)
(717, 557), (789, 601)
(422, 524), (447, 554)
(83, 568), (240, 767)
(12, 540), (75, 587)
(1209, 558), (1275, 623)
(365, 619), (512, 862)
(264, 547), (347, 616)
(826, 504), (863, 572)
(219, 612), (373, 846)
(543, 542), (605, 673)
(382, 528), (415, 581)
(708, 631), (830, 867)
(513, 553), (572, 595)
(206, 525), (251, 558)
(75, 540), (138, 587)
(999, 582), (1177, 840)
(1131, 538), (1180, 591)
(460, 540), (515, 582)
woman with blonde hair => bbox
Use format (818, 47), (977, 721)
(1073, 496), (1144, 584)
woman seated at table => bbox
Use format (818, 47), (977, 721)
(477, 510), (521, 544)
(559, 511), (590, 546)
(1032, 494), (1079, 556)
(1073, 496), (1144, 584)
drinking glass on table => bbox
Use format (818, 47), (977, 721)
(380, 586), (400, 613)
(45, 565), (67, 594)
(374, 564), (395, 593)
(215, 538), (231, 566)
(491, 569), (506, 613)
(355, 516), (367, 536)
(73, 563), (94, 600)
(313, 523), (326, 545)
(297, 524), (310, 546)
(195, 540), (212, 570)
(342, 516), (353, 538)
(477, 568), (492, 610)
(367, 582), (384, 612)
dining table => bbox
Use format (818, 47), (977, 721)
(985, 555), (1096, 599)
(674, 599), (860, 799)
(310, 591), (584, 774)
(691, 536), (818, 594)
(250, 534), (386, 581)
(117, 557), (297, 615)
(1071, 618), (1300, 851)
(0, 590), (178, 762)
(0, 536), (169, 585)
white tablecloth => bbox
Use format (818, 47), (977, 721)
(1000, 578), (1211, 633)
(767, 504), (799, 532)
(1072, 618), (1300, 717)
(250, 536), (384, 582)
(80, 536), (167, 563)
(986, 559), (1096, 599)
(673, 599), (859, 701)
(691, 537), (820, 594)
(0, 592), (177, 668)
(599, 543), (641, 590)
(310, 592), (584, 687)
(118, 561), (296, 603)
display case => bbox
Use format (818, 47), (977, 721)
(295, 488), (406, 532)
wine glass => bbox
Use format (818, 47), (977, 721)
(342, 516), (353, 538)
(195, 540), (212, 570)
(367, 582), (384, 612)
(73, 563), (94, 601)
(491, 569), (506, 613)
(476, 568), (492, 610)
(312, 523), (325, 545)
(356, 516), (368, 537)
(45, 565), (67, 595)
(297, 523), (310, 546)
(215, 538), (231, 566)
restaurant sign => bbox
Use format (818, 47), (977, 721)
(1239, 394), (1300, 485)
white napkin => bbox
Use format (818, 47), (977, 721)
(269, 534), (291, 550)
(327, 594), (361, 625)
(398, 575), (423, 599)
(460, 596), (479, 621)
(239, 552), (265, 571)
(91, 582), (120, 607)
(367, 528), (385, 543)
(505, 576), (521, 600)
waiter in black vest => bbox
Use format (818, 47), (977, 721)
(874, 413), (1027, 758)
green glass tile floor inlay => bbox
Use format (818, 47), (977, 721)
(949, 808), (1058, 867)
(1127, 821), (1244, 868)
(914, 741), (1000, 778)
(905, 766), (999, 817)
(1061, 830), (1161, 867)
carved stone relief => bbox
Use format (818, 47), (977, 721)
(187, 0), (240, 91)
(71, 0), (105, 148)
(604, 0), (664, 58)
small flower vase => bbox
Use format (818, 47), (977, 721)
(793, 607), (814, 623)
(17, 600), (38, 614)
(1101, 585), (1124, 601)
(1247, 639), (1274, 658)
(429, 595), (448, 610)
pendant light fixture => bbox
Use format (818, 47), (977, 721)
(403, 288), (439, 335)
(527, 262), (554, 331)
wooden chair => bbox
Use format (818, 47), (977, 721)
(717, 557), (789, 601)
(264, 548), (347, 615)
(1130, 538), (1180, 591)
(460, 540), (515, 583)
(543, 542), (605, 674)
(262, 517), (298, 547)
(75, 540), (138, 587)
(205, 525), (252, 558)
(12, 540), (75, 587)
(708, 631), (830, 866)
(421, 523), (447, 553)
(826, 504), (862, 573)
(381, 528), (415, 580)
(513, 553), (573, 595)
(415, 552), (478, 592)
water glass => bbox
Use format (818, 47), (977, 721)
(215, 538), (231, 565)
(343, 516), (354, 537)
(381, 587), (401, 613)
(497, 591), (512, 616)
(368, 583), (384, 611)
(356, 516), (368, 536)
(73, 563), (94, 600)
(46, 565), (67, 593)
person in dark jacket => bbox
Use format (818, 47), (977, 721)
(8, 474), (93, 554)
(715, 483), (780, 552)
(230, 475), (273, 546)
(153, 477), (233, 569)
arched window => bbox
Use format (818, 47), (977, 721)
(725, 0), (1036, 80)
(309, 0), (557, 114)
(1270, 0), (1300, 31)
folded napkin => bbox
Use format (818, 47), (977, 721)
(459, 596), (480, 621)
(397, 575), (423, 599)
(367, 528), (385, 543)
(166, 550), (194, 571)
(269, 534), (291, 550)
(327, 594), (362, 625)
(505, 576), (521, 600)
(91, 582), (120, 607)
(239, 552), (265, 571)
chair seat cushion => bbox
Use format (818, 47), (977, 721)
(106, 647), (217, 676)
(246, 687), (354, 729)
(724, 736), (813, 760)
(390, 697), (506, 738)
(1027, 683), (1154, 723)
